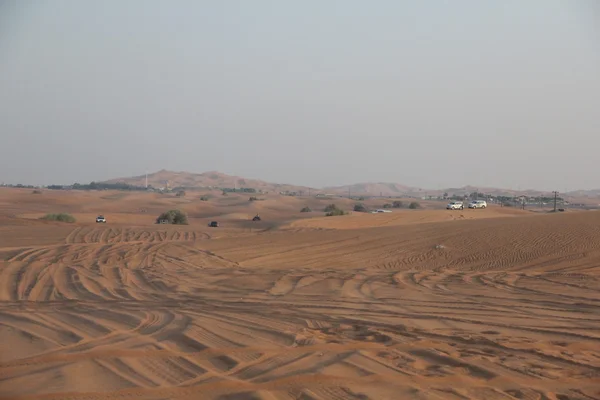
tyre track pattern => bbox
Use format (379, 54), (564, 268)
(65, 227), (211, 244)
(2, 214), (600, 399)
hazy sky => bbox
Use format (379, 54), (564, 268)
(1, 1), (599, 190)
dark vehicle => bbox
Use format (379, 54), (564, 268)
(208, 221), (219, 227)
(252, 214), (261, 221)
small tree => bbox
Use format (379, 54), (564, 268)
(156, 209), (188, 225)
(392, 201), (404, 208)
(300, 206), (312, 212)
(408, 201), (420, 209)
(353, 203), (367, 212)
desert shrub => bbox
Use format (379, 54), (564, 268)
(326, 208), (346, 217)
(200, 195), (209, 201)
(40, 213), (76, 223)
(249, 196), (258, 201)
(300, 206), (312, 212)
(156, 209), (188, 225)
(392, 201), (404, 208)
(353, 203), (367, 212)
(32, 189), (42, 194)
(324, 204), (340, 212)
(382, 203), (392, 208)
(408, 201), (421, 209)
(176, 190), (186, 197)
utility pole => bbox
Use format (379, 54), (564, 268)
(552, 191), (559, 212)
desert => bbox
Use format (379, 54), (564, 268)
(0, 185), (598, 400)
(3, 1), (599, 398)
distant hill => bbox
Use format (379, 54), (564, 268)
(102, 170), (313, 193)
(564, 189), (600, 198)
(101, 169), (600, 199)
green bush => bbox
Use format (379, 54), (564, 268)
(249, 196), (258, 201)
(40, 213), (76, 223)
(326, 208), (346, 217)
(382, 203), (392, 209)
(176, 190), (186, 197)
(353, 203), (367, 212)
(408, 201), (421, 209)
(200, 195), (209, 201)
(324, 204), (339, 212)
(156, 209), (188, 225)
(300, 206), (312, 212)
(392, 201), (404, 208)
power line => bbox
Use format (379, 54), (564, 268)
(552, 191), (559, 212)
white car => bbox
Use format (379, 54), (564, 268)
(446, 201), (464, 210)
(371, 209), (392, 213)
(96, 215), (106, 223)
(468, 200), (487, 209)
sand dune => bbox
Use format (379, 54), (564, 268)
(0, 189), (599, 400)
(287, 207), (533, 230)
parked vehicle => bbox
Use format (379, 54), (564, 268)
(446, 201), (464, 210)
(96, 215), (106, 223)
(468, 200), (487, 209)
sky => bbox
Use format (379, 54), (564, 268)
(1, 1), (599, 191)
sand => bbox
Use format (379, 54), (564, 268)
(0, 188), (599, 400)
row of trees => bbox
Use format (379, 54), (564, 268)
(300, 202), (422, 217)
(46, 182), (148, 191)
(380, 200), (420, 209)
(42, 182), (262, 194)
(222, 187), (257, 193)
